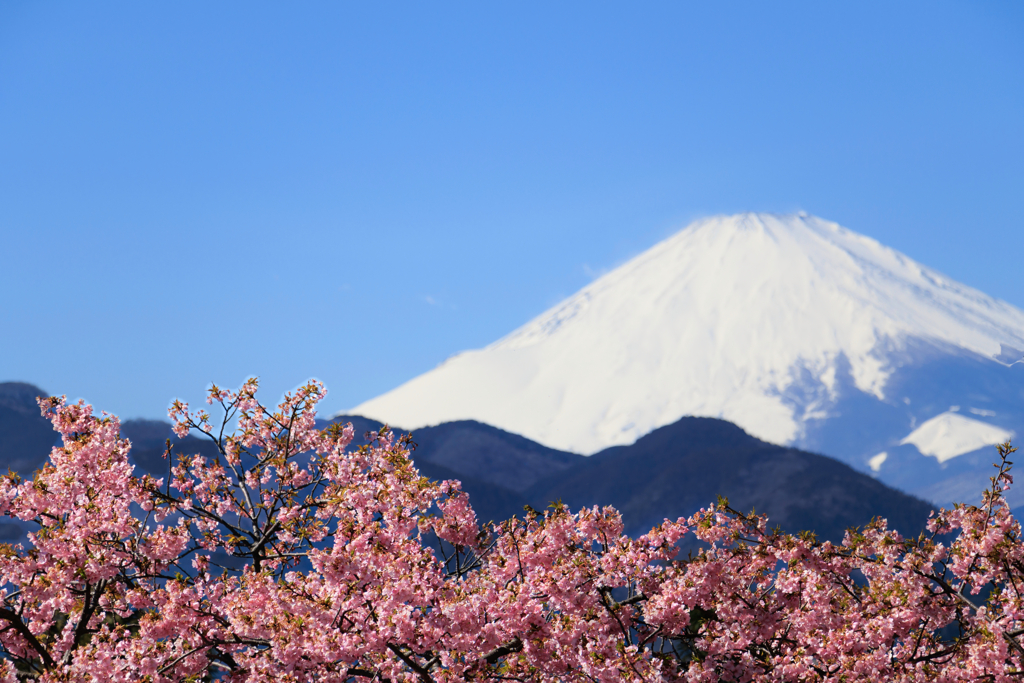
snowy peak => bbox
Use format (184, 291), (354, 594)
(497, 213), (1019, 359)
(351, 213), (1024, 504)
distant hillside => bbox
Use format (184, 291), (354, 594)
(330, 415), (579, 490)
(330, 414), (933, 542)
(525, 416), (935, 540)
(322, 417), (539, 525)
(0, 382), (55, 475)
(0, 382), (56, 541)
(0, 391), (936, 543)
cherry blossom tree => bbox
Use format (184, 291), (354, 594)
(0, 378), (1022, 681)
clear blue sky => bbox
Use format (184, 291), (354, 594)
(2, 1), (1022, 421)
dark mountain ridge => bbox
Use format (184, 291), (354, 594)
(0, 382), (57, 476)
(525, 416), (934, 539)
(328, 414), (934, 541)
(0, 382), (936, 543)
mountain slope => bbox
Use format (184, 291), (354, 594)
(0, 382), (56, 475)
(0, 395), (935, 542)
(526, 416), (934, 541)
(406, 419), (581, 493)
(330, 414), (934, 540)
(350, 213), (1024, 505)
(0, 383), (55, 542)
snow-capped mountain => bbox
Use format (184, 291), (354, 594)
(351, 213), (1024, 506)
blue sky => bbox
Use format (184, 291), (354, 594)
(1, 1), (1022, 420)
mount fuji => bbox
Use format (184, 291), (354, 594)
(351, 214), (1024, 507)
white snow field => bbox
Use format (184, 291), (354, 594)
(350, 213), (1024, 503)
(900, 412), (1014, 464)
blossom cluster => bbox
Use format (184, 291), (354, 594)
(0, 379), (1021, 681)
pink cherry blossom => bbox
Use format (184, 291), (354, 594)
(0, 380), (1021, 681)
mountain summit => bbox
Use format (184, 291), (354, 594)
(352, 214), (1024, 505)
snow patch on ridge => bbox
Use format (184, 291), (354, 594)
(869, 452), (888, 472)
(900, 412), (1015, 464)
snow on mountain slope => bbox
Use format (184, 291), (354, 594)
(351, 213), (1024, 504)
(899, 411), (1014, 464)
